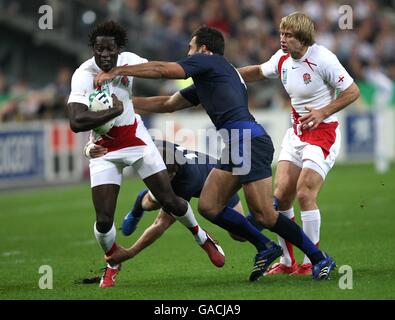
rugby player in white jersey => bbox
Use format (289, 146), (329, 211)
(67, 21), (224, 288)
(239, 12), (360, 275)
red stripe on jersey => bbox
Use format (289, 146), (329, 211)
(291, 106), (300, 124)
(278, 53), (290, 80)
(293, 121), (338, 159)
(96, 120), (146, 152)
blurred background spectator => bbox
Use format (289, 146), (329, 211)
(0, 0), (394, 124)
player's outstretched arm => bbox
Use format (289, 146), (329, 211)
(67, 94), (123, 132)
(105, 210), (176, 264)
(133, 92), (193, 114)
(95, 61), (187, 86)
(237, 65), (266, 83)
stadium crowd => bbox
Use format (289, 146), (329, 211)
(0, 0), (394, 122)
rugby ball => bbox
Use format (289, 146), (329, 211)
(89, 89), (115, 135)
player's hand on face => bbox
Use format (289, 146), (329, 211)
(95, 69), (117, 87)
(90, 144), (108, 158)
(111, 94), (124, 115)
(300, 106), (325, 130)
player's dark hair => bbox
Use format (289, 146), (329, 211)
(88, 20), (128, 48)
(192, 26), (225, 55)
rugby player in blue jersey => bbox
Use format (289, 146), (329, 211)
(87, 140), (249, 265)
(95, 26), (336, 281)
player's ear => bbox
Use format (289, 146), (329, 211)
(200, 45), (212, 55)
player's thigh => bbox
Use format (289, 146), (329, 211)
(143, 169), (177, 204)
(296, 166), (324, 201)
(198, 168), (241, 217)
(90, 160), (123, 217)
(133, 145), (167, 183)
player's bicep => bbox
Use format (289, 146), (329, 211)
(163, 62), (187, 79)
(67, 102), (88, 121)
(68, 71), (93, 106)
(322, 56), (354, 92)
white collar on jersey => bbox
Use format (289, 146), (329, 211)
(291, 45), (313, 62)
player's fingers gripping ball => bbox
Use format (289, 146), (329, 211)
(88, 89), (115, 135)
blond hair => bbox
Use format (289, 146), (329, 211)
(280, 12), (315, 46)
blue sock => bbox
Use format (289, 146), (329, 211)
(213, 207), (273, 252)
(270, 213), (324, 264)
(246, 213), (265, 231)
(131, 189), (149, 218)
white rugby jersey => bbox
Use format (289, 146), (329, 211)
(261, 44), (353, 123)
(68, 52), (147, 127)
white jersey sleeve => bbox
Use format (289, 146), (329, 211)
(120, 52), (148, 98)
(67, 69), (94, 107)
(260, 49), (285, 79)
(320, 49), (354, 92)
(123, 52), (148, 65)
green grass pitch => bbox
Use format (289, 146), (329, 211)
(0, 163), (394, 300)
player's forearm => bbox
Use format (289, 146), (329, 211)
(320, 83), (360, 117)
(238, 65), (265, 82)
(127, 222), (168, 258)
(114, 61), (183, 79)
(133, 96), (175, 113)
(68, 104), (121, 132)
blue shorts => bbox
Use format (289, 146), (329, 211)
(217, 134), (274, 184)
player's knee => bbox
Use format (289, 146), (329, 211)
(152, 191), (175, 209)
(252, 209), (277, 228)
(296, 186), (316, 207)
(95, 208), (114, 232)
(160, 196), (185, 216)
(198, 201), (219, 220)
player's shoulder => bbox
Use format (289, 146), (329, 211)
(311, 44), (338, 64)
(189, 53), (217, 63)
(118, 52), (148, 66)
(71, 58), (95, 83)
(266, 49), (290, 65)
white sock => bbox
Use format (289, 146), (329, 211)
(94, 223), (119, 269)
(278, 208), (296, 267)
(301, 209), (321, 265)
(171, 203), (207, 245)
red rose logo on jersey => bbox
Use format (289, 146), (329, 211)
(121, 76), (129, 87)
(303, 73), (312, 85)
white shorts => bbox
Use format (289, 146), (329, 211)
(278, 124), (341, 180)
(89, 119), (166, 188)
